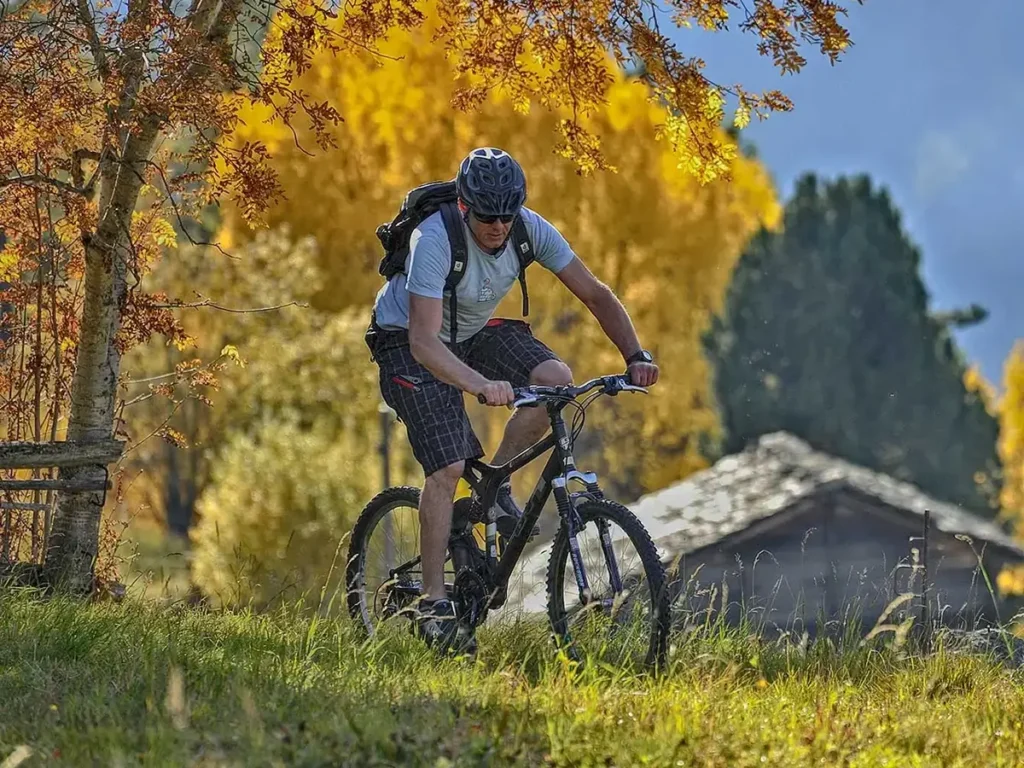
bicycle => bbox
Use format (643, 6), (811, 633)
(345, 373), (671, 670)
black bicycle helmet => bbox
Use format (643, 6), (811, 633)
(456, 147), (527, 217)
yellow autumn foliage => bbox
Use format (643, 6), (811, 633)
(999, 344), (1024, 522)
(218, 6), (780, 500)
(971, 344), (1024, 597)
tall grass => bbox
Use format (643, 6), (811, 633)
(2, 586), (1024, 766)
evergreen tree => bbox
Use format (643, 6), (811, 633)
(704, 173), (1002, 514)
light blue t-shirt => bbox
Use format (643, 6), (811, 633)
(373, 206), (576, 343)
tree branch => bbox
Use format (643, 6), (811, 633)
(124, 369), (185, 385)
(151, 295), (307, 313)
(130, 157), (238, 259)
(112, 0), (158, 129)
(75, 0), (110, 80)
(0, 173), (88, 197)
(119, 399), (184, 454)
(208, 0), (243, 43)
(120, 390), (158, 407)
(187, 0), (219, 35)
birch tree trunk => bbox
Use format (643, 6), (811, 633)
(42, 116), (162, 591)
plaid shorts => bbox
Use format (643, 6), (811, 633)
(369, 318), (561, 477)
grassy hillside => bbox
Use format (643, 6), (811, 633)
(2, 590), (1023, 766)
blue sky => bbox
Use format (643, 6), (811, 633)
(674, 1), (1024, 386)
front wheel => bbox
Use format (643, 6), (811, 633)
(546, 499), (670, 671)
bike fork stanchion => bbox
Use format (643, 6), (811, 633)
(554, 477), (591, 601)
(596, 517), (624, 594)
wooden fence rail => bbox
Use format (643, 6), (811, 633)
(0, 439), (124, 469)
(0, 440), (123, 493)
(1, 439), (126, 576)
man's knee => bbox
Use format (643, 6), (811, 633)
(530, 359), (573, 387)
(424, 460), (465, 492)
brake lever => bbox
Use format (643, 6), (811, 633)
(612, 373), (648, 395)
(621, 384), (649, 394)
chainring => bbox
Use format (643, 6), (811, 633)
(452, 567), (491, 628)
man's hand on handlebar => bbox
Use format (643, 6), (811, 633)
(627, 361), (659, 388)
(477, 379), (515, 407)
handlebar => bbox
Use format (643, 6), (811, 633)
(475, 374), (648, 408)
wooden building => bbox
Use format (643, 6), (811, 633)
(634, 432), (1024, 634)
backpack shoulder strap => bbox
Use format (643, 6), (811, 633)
(438, 201), (468, 343)
(511, 216), (534, 317)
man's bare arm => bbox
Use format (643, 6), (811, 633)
(408, 294), (514, 405)
(555, 258), (659, 387)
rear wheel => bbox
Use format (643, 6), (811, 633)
(546, 499), (670, 671)
(346, 486), (457, 636)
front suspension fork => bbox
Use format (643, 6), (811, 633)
(553, 471), (613, 603)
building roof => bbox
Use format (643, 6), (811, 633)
(633, 432), (1024, 560)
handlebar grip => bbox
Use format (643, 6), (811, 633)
(478, 389), (531, 406)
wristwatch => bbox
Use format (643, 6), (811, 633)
(625, 349), (654, 366)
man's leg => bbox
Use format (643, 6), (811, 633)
(374, 333), (484, 602)
(465, 322), (572, 465)
(491, 358), (573, 464)
(418, 460), (463, 601)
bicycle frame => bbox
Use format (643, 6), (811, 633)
(379, 375), (642, 620)
(458, 400), (604, 610)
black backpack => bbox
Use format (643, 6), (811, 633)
(375, 179), (534, 342)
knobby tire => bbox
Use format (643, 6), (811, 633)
(545, 498), (670, 671)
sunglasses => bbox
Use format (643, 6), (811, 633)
(472, 211), (516, 224)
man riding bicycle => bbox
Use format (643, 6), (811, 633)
(367, 147), (659, 652)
